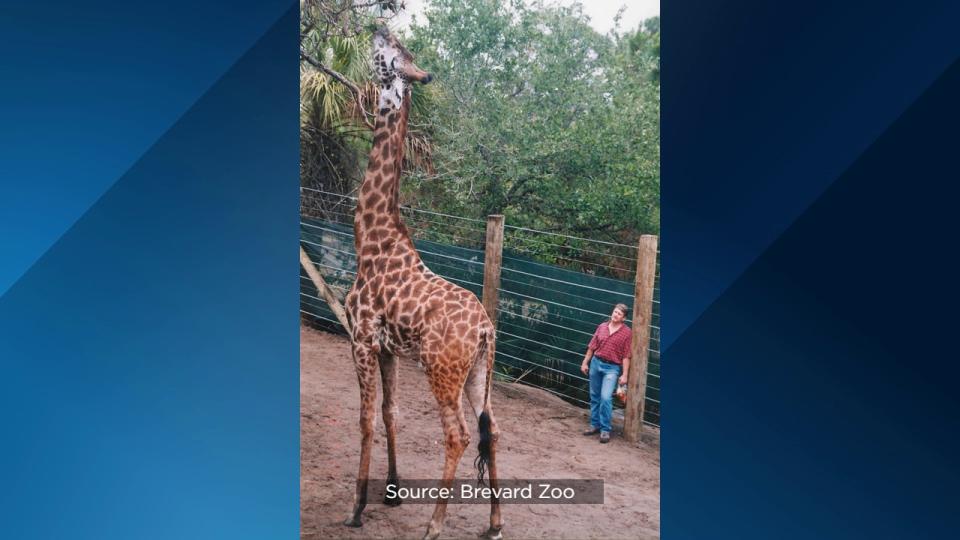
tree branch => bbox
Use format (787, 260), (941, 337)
(300, 48), (376, 131)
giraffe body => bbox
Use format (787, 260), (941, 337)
(341, 28), (503, 540)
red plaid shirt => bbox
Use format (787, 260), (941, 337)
(588, 322), (632, 365)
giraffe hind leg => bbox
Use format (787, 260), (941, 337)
(423, 399), (469, 540)
(465, 336), (504, 537)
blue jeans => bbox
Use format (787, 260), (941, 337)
(588, 356), (621, 433)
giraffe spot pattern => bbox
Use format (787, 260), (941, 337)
(344, 40), (500, 532)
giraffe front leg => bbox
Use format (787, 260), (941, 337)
(344, 344), (380, 528)
(379, 351), (403, 506)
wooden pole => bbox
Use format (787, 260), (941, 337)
(481, 215), (505, 329)
(624, 235), (658, 443)
(299, 245), (352, 334)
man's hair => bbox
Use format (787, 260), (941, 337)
(614, 303), (629, 316)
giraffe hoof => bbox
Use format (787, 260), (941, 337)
(384, 480), (402, 506)
(479, 527), (503, 540)
(343, 516), (363, 528)
(422, 523), (441, 540)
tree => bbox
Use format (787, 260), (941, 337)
(297, 0), (661, 278)
(299, 0), (435, 213)
(398, 0), (659, 275)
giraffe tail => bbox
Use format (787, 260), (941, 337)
(474, 328), (495, 487)
(475, 411), (492, 487)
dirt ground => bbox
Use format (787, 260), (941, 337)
(301, 326), (660, 540)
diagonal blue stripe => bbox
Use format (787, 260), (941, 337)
(665, 53), (960, 353)
(0, 5), (294, 301)
(0, 0), (293, 298)
(662, 1), (960, 348)
(0, 6), (299, 538)
(665, 55), (960, 538)
(663, 49), (956, 351)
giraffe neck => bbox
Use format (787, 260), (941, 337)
(355, 86), (412, 250)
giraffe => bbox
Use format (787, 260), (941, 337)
(340, 27), (503, 540)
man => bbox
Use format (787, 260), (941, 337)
(580, 303), (632, 443)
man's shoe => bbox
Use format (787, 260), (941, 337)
(583, 426), (601, 436)
(599, 432), (611, 443)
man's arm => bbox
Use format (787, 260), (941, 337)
(619, 331), (632, 384)
(580, 347), (594, 375)
(582, 324), (603, 375)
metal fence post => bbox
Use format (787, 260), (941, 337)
(481, 215), (505, 330)
(624, 235), (658, 443)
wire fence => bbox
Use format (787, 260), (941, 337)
(300, 188), (660, 427)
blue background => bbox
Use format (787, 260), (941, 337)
(0, 2), (299, 538)
(3, 0), (960, 538)
(665, 1), (960, 538)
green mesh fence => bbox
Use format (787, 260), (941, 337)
(300, 217), (661, 427)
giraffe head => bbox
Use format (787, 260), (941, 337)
(372, 27), (432, 109)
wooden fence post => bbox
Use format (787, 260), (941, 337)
(624, 235), (658, 443)
(481, 215), (505, 330)
(299, 245), (352, 334)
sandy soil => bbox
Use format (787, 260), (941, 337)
(300, 325), (660, 540)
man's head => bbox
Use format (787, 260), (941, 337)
(611, 303), (629, 323)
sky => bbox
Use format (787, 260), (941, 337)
(393, 0), (660, 35)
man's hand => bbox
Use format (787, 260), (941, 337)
(618, 374), (627, 385)
(581, 361), (589, 375)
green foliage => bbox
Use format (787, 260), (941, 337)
(299, 0), (660, 275)
(403, 0), (660, 250)
(299, 1), (438, 197)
